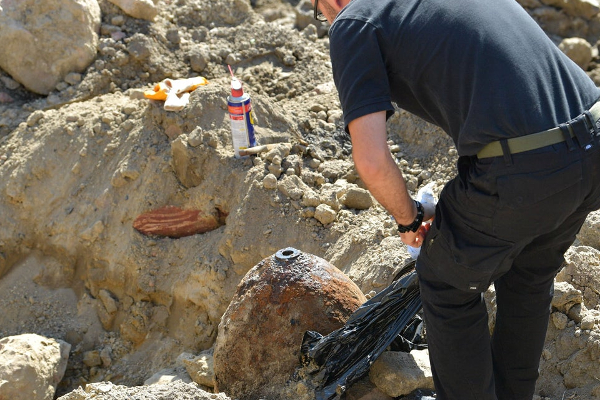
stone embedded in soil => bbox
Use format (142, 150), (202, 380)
(213, 248), (367, 400)
(0, 334), (71, 400)
(0, 0), (100, 95)
(107, 0), (158, 21)
(552, 281), (583, 313)
(314, 203), (337, 225)
(183, 349), (215, 388)
(340, 187), (373, 210)
(133, 205), (221, 238)
(369, 350), (434, 398)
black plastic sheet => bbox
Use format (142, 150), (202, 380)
(300, 261), (424, 400)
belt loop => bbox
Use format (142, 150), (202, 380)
(559, 123), (577, 151)
(500, 139), (512, 166)
(583, 110), (599, 136)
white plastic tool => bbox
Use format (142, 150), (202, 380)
(407, 182), (437, 260)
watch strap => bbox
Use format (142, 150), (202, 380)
(397, 200), (424, 233)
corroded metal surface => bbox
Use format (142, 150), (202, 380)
(214, 248), (366, 399)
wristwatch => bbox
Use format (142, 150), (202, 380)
(396, 200), (424, 233)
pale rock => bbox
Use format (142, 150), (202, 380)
(183, 348), (215, 388)
(0, 334), (71, 400)
(309, 104), (327, 113)
(405, 175), (419, 192)
(144, 353), (197, 386)
(108, 0), (158, 21)
(301, 206), (316, 218)
(319, 183), (342, 210)
(99, 289), (118, 314)
(27, 111), (45, 127)
(171, 137), (203, 188)
(268, 163), (284, 178)
(327, 109), (343, 124)
(100, 347), (112, 367)
(559, 246), (600, 309)
(277, 174), (310, 200)
(552, 281), (583, 313)
(97, 289), (118, 329)
(580, 312), (596, 330)
(369, 350), (435, 397)
(560, 341), (600, 388)
(567, 303), (585, 323)
(519, 0), (543, 8)
(128, 88), (147, 99)
(301, 169), (326, 186)
(542, 348), (552, 360)
(0, 0), (100, 95)
(578, 210), (600, 249)
(552, 311), (569, 330)
(344, 376), (394, 400)
(302, 23), (319, 41)
(340, 187), (373, 210)
(301, 189), (321, 207)
(539, 0), (600, 19)
(559, 37), (593, 70)
(263, 173), (278, 189)
(319, 159), (353, 181)
(315, 203), (337, 225)
(0, 75), (20, 90)
(189, 46), (210, 73)
(57, 381), (230, 399)
(308, 158), (321, 169)
(144, 367), (193, 385)
(264, 143), (293, 163)
(64, 72), (82, 85)
(111, 163), (141, 187)
(187, 128), (203, 147)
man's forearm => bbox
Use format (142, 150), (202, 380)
(353, 142), (417, 225)
(348, 112), (417, 225)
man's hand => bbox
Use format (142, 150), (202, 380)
(400, 222), (431, 247)
(399, 201), (435, 247)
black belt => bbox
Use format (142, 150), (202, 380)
(477, 101), (600, 159)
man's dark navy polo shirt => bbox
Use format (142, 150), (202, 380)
(329, 0), (600, 156)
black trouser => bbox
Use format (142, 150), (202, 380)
(415, 130), (600, 399)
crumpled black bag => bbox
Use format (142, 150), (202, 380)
(300, 260), (424, 400)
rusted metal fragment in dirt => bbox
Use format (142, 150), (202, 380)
(132, 205), (223, 238)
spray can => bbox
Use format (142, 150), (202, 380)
(227, 71), (257, 158)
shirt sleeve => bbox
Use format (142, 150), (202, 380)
(329, 18), (395, 133)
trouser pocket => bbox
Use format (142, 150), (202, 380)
(492, 158), (584, 239)
(419, 200), (515, 293)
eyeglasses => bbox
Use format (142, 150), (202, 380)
(314, 0), (327, 22)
